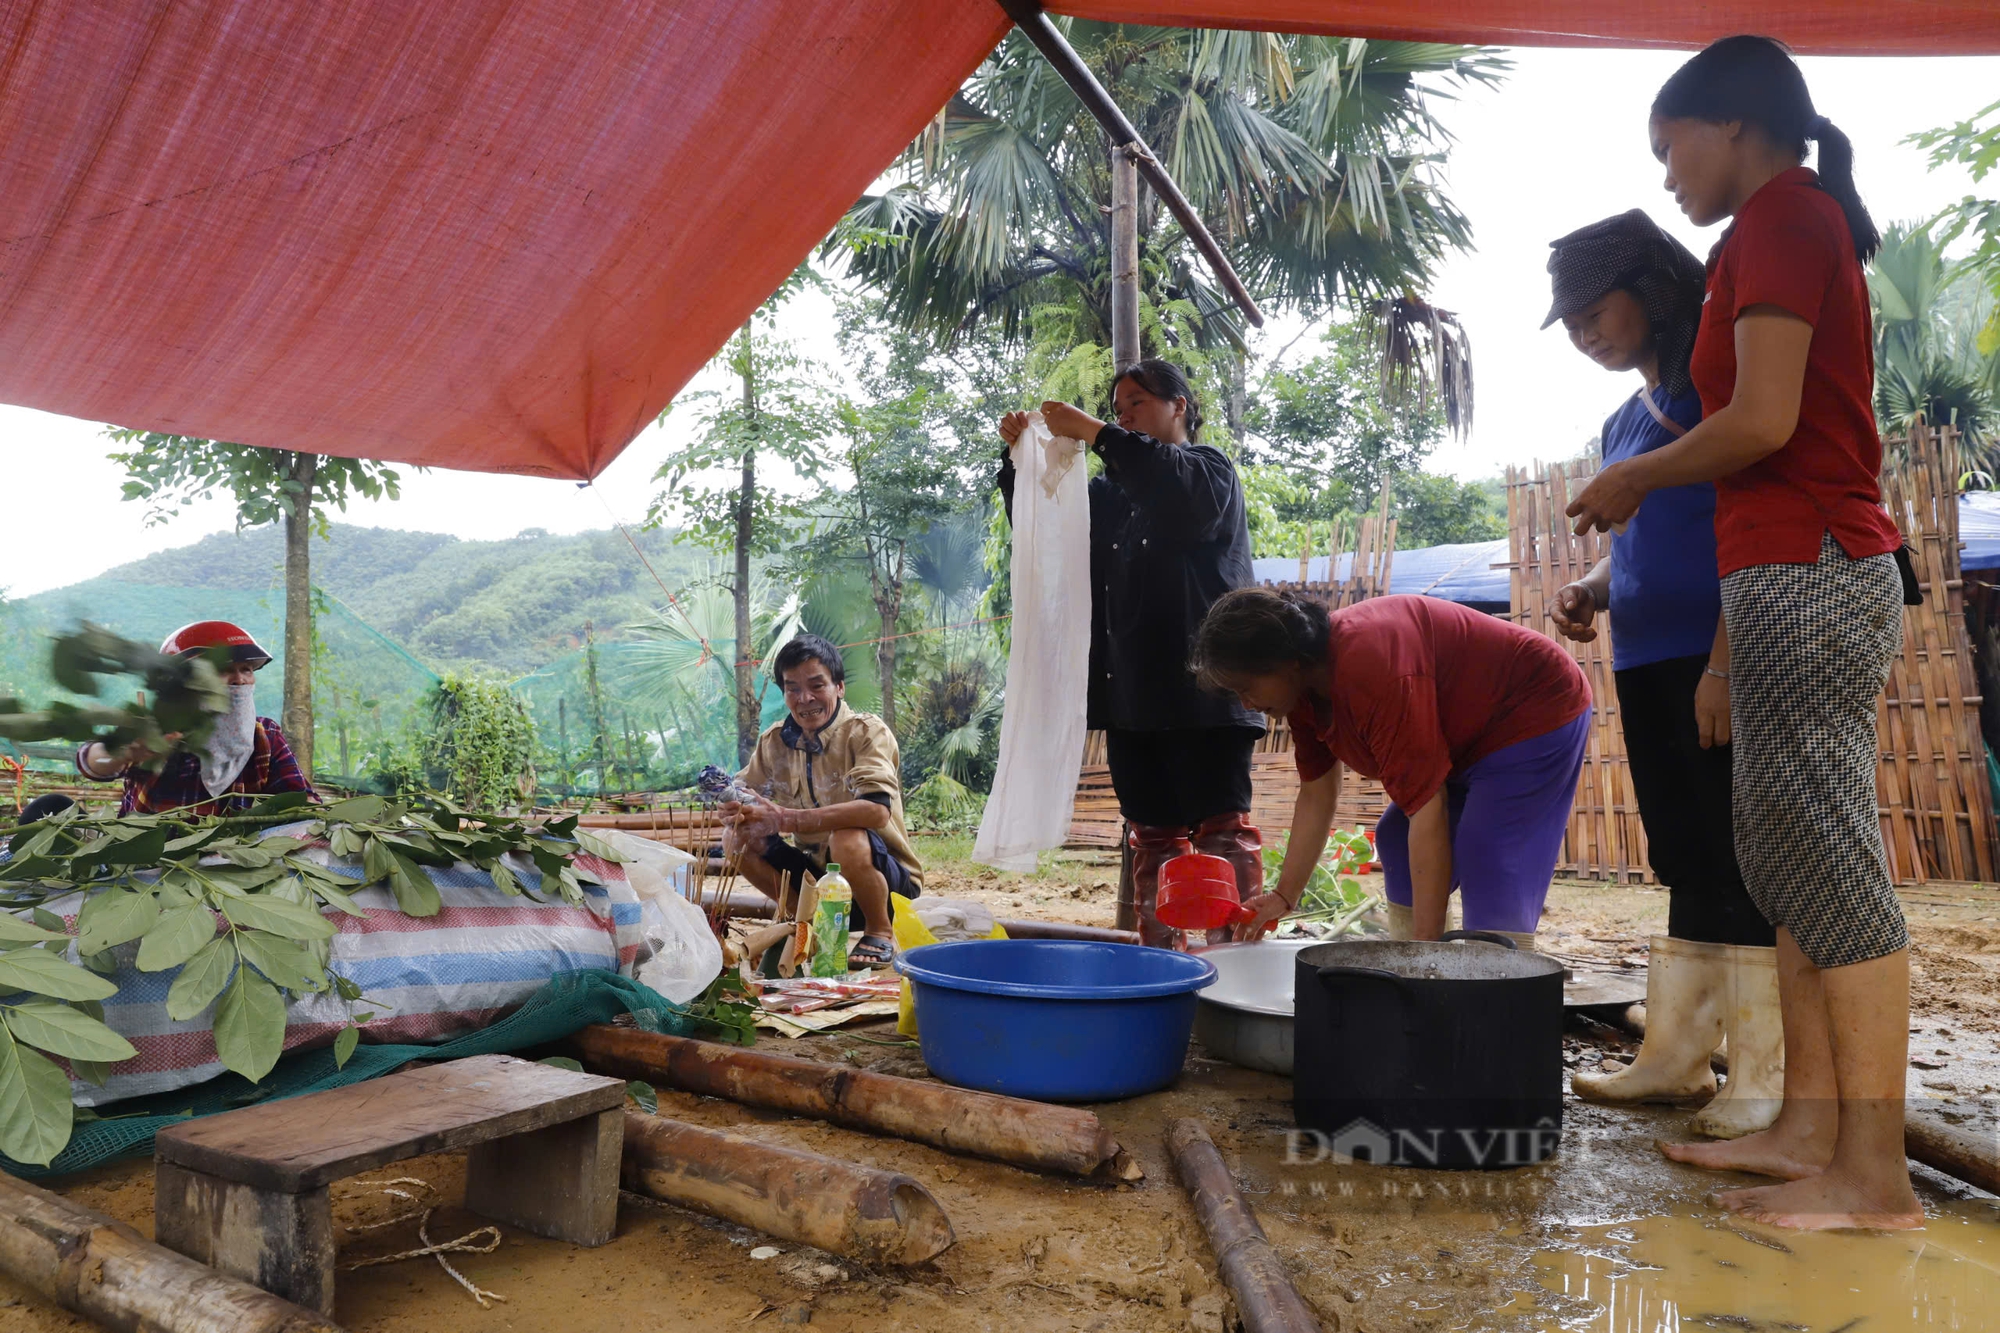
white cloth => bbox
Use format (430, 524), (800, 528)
(198, 684), (258, 798)
(974, 414), (1090, 871)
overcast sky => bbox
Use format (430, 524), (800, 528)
(3, 46), (1997, 598)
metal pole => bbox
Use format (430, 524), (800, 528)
(1110, 145), (1140, 371)
(996, 0), (1264, 329)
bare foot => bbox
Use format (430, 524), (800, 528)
(1717, 1169), (1924, 1231)
(1657, 1126), (1830, 1180)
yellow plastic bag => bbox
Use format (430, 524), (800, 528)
(892, 893), (1006, 1038)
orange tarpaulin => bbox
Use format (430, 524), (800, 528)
(2, 2), (1997, 480)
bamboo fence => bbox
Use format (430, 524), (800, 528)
(1505, 422), (1997, 885)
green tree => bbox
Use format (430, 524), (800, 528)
(1389, 472), (1506, 547)
(795, 302), (1014, 734)
(832, 28), (1502, 358)
(1868, 222), (2000, 467)
(1911, 98), (2000, 348)
(647, 303), (832, 762)
(102, 434), (405, 774)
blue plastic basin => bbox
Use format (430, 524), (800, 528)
(896, 940), (1217, 1101)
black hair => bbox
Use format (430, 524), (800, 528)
(1652, 35), (1880, 262)
(1189, 587), (1328, 690)
(772, 634), (845, 688)
(1111, 359), (1204, 442)
(14, 794), (76, 827)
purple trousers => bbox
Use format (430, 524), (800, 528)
(1374, 711), (1589, 934)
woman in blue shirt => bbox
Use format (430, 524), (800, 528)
(1542, 210), (1779, 1139)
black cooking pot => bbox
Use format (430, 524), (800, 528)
(1293, 931), (1565, 1170)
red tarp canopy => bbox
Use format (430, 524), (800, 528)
(3, 2), (1996, 479)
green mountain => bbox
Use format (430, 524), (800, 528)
(19, 522), (712, 678)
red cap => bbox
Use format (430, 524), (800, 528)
(158, 620), (273, 667)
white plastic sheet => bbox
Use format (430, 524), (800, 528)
(593, 830), (724, 1005)
(974, 414), (1091, 871)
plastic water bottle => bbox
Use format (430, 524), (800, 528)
(809, 863), (853, 977)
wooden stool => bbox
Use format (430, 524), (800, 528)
(154, 1054), (627, 1315)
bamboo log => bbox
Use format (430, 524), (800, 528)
(996, 920), (1141, 946)
(705, 893), (1142, 946)
(1904, 1112), (2000, 1195)
(572, 1025), (1139, 1180)
(0, 1171), (338, 1333)
(620, 1112), (953, 1265)
(1167, 1119), (1323, 1333)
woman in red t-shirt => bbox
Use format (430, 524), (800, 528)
(1568, 36), (1917, 1231)
(1189, 588), (1590, 946)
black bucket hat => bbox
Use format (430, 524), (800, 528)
(1543, 209), (1707, 397)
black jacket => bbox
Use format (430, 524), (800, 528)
(999, 424), (1264, 734)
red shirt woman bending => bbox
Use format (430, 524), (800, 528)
(1568, 36), (1917, 1231)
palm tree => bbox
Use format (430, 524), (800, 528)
(829, 27), (1502, 370)
(1870, 223), (2000, 471)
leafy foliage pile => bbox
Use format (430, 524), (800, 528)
(0, 792), (624, 1165)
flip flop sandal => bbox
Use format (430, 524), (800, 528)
(847, 934), (895, 971)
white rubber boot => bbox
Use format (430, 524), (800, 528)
(1384, 901), (1413, 940)
(1691, 944), (1784, 1139)
(1572, 935), (1725, 1105)
(1494, 929), (1538, 951)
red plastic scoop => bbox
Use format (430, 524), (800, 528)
(1156, 852), (1253, 931)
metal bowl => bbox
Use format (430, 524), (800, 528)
(1190, 937), (1320, 1075)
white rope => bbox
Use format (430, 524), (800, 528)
(336, 1177), (507, 1308)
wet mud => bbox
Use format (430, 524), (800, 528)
(0, 868), (1993, 1332)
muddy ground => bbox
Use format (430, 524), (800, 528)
(6, 841), (1999, 1333)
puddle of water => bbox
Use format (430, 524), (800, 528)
(1532, 1205), (2000, 1332)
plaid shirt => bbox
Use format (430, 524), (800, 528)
(78, 718), (315, 816)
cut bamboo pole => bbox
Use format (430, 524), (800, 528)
(1904, 1111), (2000, 1195)
(1167, 1119), (1322, 1333)
(571, 1025), (1140, 1180)
(620, 1112), (953, 1265)
(0, 1171), (339, 1333)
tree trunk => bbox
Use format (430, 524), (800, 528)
(734, 321), (759, 764)
(1110, 145), (1141, 372)
(1227, 348), (1248, 445)
(875, 597), (899, 734)
(281, 452), (318, 777)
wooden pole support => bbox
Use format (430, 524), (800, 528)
(621, 1112), (953, 1266)
(1110, 145), (1141, 371)
(571, 1025), (1139, 1180)
(1167, 1118), (1323, 1333)
(0, 1171), (338, 1333)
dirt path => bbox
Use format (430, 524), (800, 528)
(4, 847), (1997, 1333)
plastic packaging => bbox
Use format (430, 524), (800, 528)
(809, 863), (853, 977)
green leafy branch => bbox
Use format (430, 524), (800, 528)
(0, 791), (625, 1164)
(0, 623), (228, 768)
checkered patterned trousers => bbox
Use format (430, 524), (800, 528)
(1721, 532), (1907, 968)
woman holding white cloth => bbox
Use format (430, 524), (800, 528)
(997, 361), (1264, 947)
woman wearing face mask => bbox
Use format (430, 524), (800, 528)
(997, 361), (1265, 948)
(1568, 36), (1916, 1230)
(1542, 210), (1781, 1139)
(75, 620), (315, 816)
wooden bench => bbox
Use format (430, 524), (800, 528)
(154, 1054), (627, 1316)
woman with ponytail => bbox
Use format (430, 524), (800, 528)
(1568, 36), (1918, 1230)
(1189, 588), (1589, 948)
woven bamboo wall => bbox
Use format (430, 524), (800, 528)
(1503, 459), (1650, 882)
(1505, 424), (1998, 885)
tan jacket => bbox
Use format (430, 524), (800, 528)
(738, 704), (924, 889)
